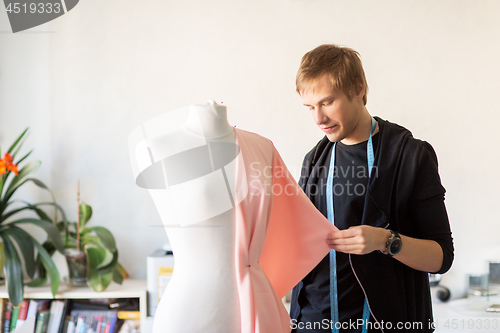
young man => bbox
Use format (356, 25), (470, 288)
(290, 44), (454, 333)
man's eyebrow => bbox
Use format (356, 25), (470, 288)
(303, 95), (335, 106)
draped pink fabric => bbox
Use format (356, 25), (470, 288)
(234, 128), (336, 333)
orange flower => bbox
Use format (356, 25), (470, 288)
(0, 153), (19, 175)
(6, 163), (18, 175)
(0, 159), (6, 174)
(3, 153), (13, 163)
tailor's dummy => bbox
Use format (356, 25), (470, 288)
(132, 101), (240, 333)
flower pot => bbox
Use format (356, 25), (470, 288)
(64, 249), (87, 286)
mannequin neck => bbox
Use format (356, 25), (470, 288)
(183, 100), (233, 139)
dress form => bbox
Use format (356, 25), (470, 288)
(134, 100), (241, 333)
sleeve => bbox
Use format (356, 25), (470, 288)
(407, 141), (454, 274)
(259, 144), (336, 298)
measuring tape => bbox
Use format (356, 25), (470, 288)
(326, 117), (376, 333)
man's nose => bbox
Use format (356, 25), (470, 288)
(313, 107), (326, 126)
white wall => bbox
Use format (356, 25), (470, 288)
(1, 0), (499, 298)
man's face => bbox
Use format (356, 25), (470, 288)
(301, 74), (364, 143)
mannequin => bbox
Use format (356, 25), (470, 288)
(138, 100), (241, 332)
(128, 100), (335, 333)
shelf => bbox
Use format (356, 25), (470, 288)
(0, 279), (148, 333)
(0, 279), (146, 299)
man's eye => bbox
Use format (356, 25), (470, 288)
(323, 101), (333, 106)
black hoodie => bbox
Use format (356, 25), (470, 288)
(290, 116), (454, 332)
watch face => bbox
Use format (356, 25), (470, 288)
(390, 238), (402, 255)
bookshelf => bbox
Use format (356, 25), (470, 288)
(0, 279), (148, 333)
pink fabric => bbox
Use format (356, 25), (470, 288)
(234, 128), (336, 333)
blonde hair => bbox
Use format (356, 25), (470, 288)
(296, 44), (368, 105)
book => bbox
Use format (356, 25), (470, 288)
(74, 315), (84, 333)
(26, 300), (39, 321)
(95, 316), (104, 333)
(34, 311), (50, 333)
(9, 305), (19, 332)
(60, 316), (70, 333)
(116, 311), (139, 320)
(49, 301), (65, 333)
(66, 317), (76, 333)
(14, 300), (30, 329)
(45, 300), (58, 333)
(3, 302), (12, 333)
(0, 298), (6, 333)
(57, 300), (70, 333)
(108, 312), (118, 333)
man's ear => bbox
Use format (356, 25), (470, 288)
(354, 80), (365, 100)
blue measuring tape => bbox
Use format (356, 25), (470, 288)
(326, 117), (376, 333)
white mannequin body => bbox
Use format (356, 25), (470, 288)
(138, 101), (241, 333)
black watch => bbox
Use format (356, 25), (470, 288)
(386, 229), (402, 256)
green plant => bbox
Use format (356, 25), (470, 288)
(61, 201), (129, 292)
(0, 128), (66, 306)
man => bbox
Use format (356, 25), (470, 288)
(290, 44), (454, 333)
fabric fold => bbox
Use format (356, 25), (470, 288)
(234, 128), (336, 333)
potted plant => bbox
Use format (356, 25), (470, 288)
(0, 128), (66, 306)
(59, 181), (129, 292)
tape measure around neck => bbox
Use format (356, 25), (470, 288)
(326, 117), (376, 333)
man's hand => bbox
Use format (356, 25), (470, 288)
(326, 226), (390, 255)
(326, 226), (445, 272)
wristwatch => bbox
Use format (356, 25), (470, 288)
(385, 229), (402, 256)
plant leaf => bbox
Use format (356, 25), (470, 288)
(26, 241), (55, 287)
(2, 226), (36, 278)
(3, 161), (41, 203)
(6, 127), (29, 155)
(112, 266), (124, 285)
(116, 262), (129, 279)
(26, 276), (47, 287)
(0, 233), (24, 306)
(80, 228), (92, 237)
(95, 249), (114, 269)
(11, 136), (26, 159)
(7, 200), (68, 223)
(26, 234), (60, 296)
(30, 206), (52, 222)
(13, 148), (32, 166)
(1, 204), (52, 224)
(81, 235), (103, 248)
(26, 178), (56, 202)
(85, 246), (113, 292)
(0, 242), (4, 274)
(95, 251), (118, 274)
(0, 206), (32, 223)
(79, 203), (92, 228)
(86, 226), (116, 252)
(7, 218), (64, 254)
(63, 240), (78, 249)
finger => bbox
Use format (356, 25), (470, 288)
(327, 230), (360, 242)
(327, 229), (344, 239)
(328, 244), (365, 254)
(327, 235), (360, 246)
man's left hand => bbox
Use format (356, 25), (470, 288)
(326, 226), (391, 255)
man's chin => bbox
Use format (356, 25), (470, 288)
(325, 133), (342, 143)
